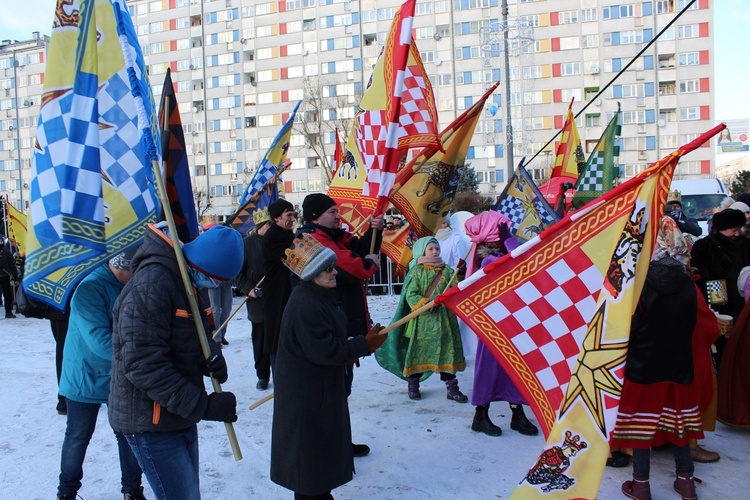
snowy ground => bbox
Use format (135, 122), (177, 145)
(1, 294), (749, 499)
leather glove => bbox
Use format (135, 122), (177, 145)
(206, 351), (228, 384)
(365, 323), (385, 353)
(203, 392), (237, 422)
(498, 221), (514, 242)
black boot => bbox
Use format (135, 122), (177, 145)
(471, 404), (502, 436)
(445, 379), (468, 403)
(510, 403), (538, 436)
(407, 377), (421, 400)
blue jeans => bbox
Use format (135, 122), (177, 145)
(208, 282), (233, 341)
(126, 426), (200, 500)
(58, 400), (143, 497)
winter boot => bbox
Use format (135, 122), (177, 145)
(510, 403), (539, 436)
(471, 404), (502, 436)
(445, 379), (468, 403)
(674, 475), (697, 500)
(621, 477), (652, 500)
(407, 377), (421, 400)
(123, 486), (148, 500)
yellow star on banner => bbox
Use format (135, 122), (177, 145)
(558, 301), (629, 435)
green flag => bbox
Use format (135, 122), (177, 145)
(573, 104), (621, 208)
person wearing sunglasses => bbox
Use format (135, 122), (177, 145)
(295, 193), (384, 458)
(271, 234), (385, 500)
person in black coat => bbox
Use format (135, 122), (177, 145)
(109, 223), (242, 500)
(665, 199), (702, 238)
(234, 208), (272, 390)
(271, 234), (385, 499)
(691, 208), (750, 367)
(261, 199), (296, 365)
(0, 240), (18, 318)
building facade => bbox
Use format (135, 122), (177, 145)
(0, 0), (714, 221)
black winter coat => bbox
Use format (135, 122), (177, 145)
(270, 281), (370, 496)
(234, 230), (265, 323)
(108, 225), (218, 434)
(691, 232), (750, 320)
(625, 258), (697, 385)
(261, 223), (294, 355)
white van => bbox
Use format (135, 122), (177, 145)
(669, 178), (730, 236)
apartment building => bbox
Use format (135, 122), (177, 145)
(0, 0), (714, 220)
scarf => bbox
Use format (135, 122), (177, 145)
(434, 227), (452, 241)
(417, 255), (445, 267)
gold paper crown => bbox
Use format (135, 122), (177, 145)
(284, 233), (336, 280)
(253, 207), (271, 226)
(667, 189), (681, 203)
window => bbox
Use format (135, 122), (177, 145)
(655, 1), (671, 14)
(437, 73), (452, 86)
(585, 114), (601, 127)
(679, 107), (700, 121)
(559, 36), (580, 50)
(622, 164), (646, 177)
(416, 27), (434, 39)
(255, 3), (272, 15)
(660, 135), (679, 149)
(620, 30), (644, 45)
(559, 10), (578, 24)
(378, 8), (395, 20)
(420, 51), (434, 63)
(416, 2), (432, 14)
(679, 79), (700, 93)
(518, 15), (539, 27)
(560, 62), (581, 76)
(622, 137), (646, 151)
(678, 52), (699, 66)
(659, 82), (676, 95)
(582, 34), (598, 48)
(580, 8), (597, 22)
(362, 10), (376, 22)
(292, 181), (308, 192)
(621, 111), (646, 124)
(561, 88), (581, 102)
(677, 0), (699, 10)
(660, 109), (677, 123)
(678, 24), (699, 39)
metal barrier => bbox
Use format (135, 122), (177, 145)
(366, 252), (404, 296)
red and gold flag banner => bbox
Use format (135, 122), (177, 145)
(355, 0), (441, 218)
(436, 125), (726, 499)
(382, 83), (500, 274)
(551, 98), (585, 180)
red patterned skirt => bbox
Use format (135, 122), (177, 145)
(610, 381), (704, 449)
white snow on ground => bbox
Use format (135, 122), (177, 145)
(1, 294), (748, 499)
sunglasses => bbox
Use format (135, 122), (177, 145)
(324, 264), (336, 273)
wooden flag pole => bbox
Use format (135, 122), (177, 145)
(248, 392), (274, 410)
(212, 276), (265, 341)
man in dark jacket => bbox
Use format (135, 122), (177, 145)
(297, 193), (383, 458)
(109, 223), (242, 500)
(666, 199), (702, 238)
(234, 207), (272, 390)
(261, 199), (296, 366)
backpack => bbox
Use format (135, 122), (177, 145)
(16, 284), (49, 319)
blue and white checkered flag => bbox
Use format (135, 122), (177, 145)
(238, 100), (301, 206)
(24, 0), (160, 310)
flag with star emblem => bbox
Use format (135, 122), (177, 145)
(24, 0), (159, 310)
(492, 160), (561, 243)
(436, 125), (726, 498)
(573, 104), (621, 208)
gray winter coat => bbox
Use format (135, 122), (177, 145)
(270, 281), (370, 496)
(108, 225), (218, 434)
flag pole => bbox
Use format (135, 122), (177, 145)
(154, 99), (242, 459)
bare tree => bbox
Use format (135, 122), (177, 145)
(295, 77), (361, 185)
(193, 187), (212, 219)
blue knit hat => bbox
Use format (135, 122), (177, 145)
(183, 225), (243, 281)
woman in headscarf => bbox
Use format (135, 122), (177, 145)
(465, 211), (539, 437)
(375, 237), (467, 402)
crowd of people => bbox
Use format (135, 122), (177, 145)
(3, 185), (750, 500)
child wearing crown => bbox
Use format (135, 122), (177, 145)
(376, 236), (467, 402)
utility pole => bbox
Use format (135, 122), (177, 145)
(502, 0), (514, 181)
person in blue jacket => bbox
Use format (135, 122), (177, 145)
(57, 248), (146, 500)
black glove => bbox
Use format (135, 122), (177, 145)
(203, 392), (237, 422)
(206, 351), (228, 384)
